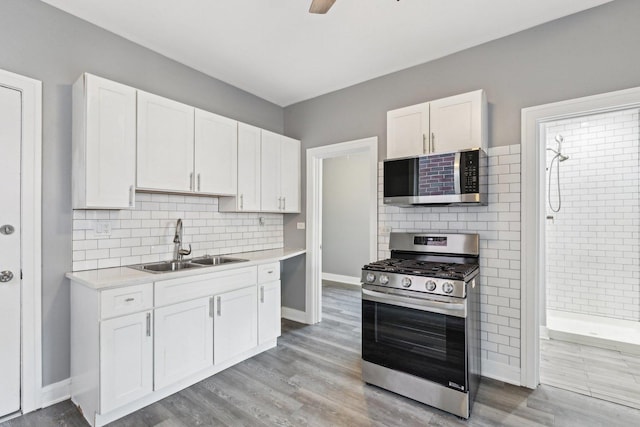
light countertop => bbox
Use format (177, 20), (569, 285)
(66, 248), (306, 290)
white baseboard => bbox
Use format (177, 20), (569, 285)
(41, 378), (71, 408)
(322, 273), (361, 286)
(481, 359), (521, 386)
(281, 307), (309, 324)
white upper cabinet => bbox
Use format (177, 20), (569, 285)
(194, 109), (238, 195)
(260, 130), (301, 213)
(386, 103), (430, 159)
(386, 90), (487, 159)
(429, 89), (487, 154)
(72, 73), (136, 209)
(137, 91), (194, 192)
(219, 123), (261, 212)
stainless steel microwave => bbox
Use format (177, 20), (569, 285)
(383, 148), (487, 206)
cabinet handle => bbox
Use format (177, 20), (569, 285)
(146, 312), (151, 337)
(283, 197), (286, 211)
(240, 194), (244, 210)
(128, 185), (134, 207)
(189, 172), (194, 191)
(209, 296), (214, 318)
(278, 197), (282, 210)
(125, 297), (135, 302)
(431, 132), (435, 152)
(197, 173), (201, 191)
(217, 296), (221, 316)
(423, 134), (427, 153)
(260, 286), (264, 303)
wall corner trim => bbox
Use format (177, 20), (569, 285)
(281, 307), (309, 324)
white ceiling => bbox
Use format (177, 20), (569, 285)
(41, 0), (613, 107)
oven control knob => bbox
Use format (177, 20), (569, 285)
(366, 273), (376, 283)
(442, 282), (454, 294)
(379, 275), (389, 285)
(426, 280), (437, 292)
(401, 277), (412, 288)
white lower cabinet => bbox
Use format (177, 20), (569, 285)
(213, 286), (258, 365)
(258, 280), (281, 345)
(154, 297), (214, 389)
(100, 311), (153, 413)
(70, 261), (282, 427)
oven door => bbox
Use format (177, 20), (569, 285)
(362, 288), (468, 392)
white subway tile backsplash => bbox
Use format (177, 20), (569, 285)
(72, 194), (284, 271)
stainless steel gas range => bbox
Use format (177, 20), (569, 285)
(361, 232), (481, 419)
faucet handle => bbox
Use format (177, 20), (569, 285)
(178, 244), (192, 256)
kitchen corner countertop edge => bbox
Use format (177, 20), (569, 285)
(65, 248), (306, 290)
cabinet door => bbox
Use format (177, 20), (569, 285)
(194, 109), (238, 195)
(236, 123), (261, 211)
(386, 103), (429, 159)
(213, 286), (257, 365)
(260, 130), (281, 212)
(429, 90), (486, 153)
(137, 91), (194, 192)
(258, 280), (281, 345)
(280, 137), (300, 213)
(154, 297), (214, 389)
(100, 311), (152, 413)
(74, 74), (136, 209)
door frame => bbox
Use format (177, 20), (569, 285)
(305, 137), (378, 324)
(0, 68), (43, 414)
(520, 86), (640, 388)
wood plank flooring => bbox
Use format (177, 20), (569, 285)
(3, 281), (640, 426)
(540, 337), (640, 409)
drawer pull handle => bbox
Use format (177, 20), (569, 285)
(125, 297), (135, 302)
(217, 296), (221, 316)
(267, 270), (274, 274)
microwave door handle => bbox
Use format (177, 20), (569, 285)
(453, 151), (462, 194)
(362, 288), (467, 318)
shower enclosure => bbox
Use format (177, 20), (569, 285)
(542, 108), (640, 353)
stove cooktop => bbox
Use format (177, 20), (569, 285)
(363, 258), (479, 281)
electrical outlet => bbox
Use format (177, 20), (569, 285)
(297, 222), (306, 230)
(94, 220), (111, 237)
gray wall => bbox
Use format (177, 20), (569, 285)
(282, 0), (640, 310)
(322, 154), (370, 278)
(0, 0), (283, 386)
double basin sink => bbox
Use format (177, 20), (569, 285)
(130, 255), (248, 274)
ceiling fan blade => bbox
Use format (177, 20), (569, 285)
(309, 0), (336, 14)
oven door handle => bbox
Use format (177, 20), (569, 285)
(362, 288), (467, 318)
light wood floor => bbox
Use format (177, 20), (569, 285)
(540, 337), (640, 409)
(3, 281), (640, 426)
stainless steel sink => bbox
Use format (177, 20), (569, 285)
(130, 260), (204, 274)
(190, 256), (248, 266)
(129, 256), (248, 274)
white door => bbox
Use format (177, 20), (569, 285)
(258, 280), (281, 345)
(194, 109), (237, 195)
(137, 91), (194, 192)
(260, 130), (281, 212)
(280, 136), (300, 213)
(213, 286), (257, 365)
(429, 90), (485, 153)
(0, 85), (21, 418)
(154, 297), (214, 389)
(100, 311), (153, 413)
(237, 123), (261, 211)
(386, 102), (430, 159)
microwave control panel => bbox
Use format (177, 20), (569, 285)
(460, 150), (480, 194)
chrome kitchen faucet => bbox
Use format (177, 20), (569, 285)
(173, 218), (191, 261)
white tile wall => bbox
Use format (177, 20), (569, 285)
(72, 193), (283, 271)
(378, 145), (522, 368)
(545, 108), (640, 322)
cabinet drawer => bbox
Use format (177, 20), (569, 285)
(258, 262), (280, 283)
(155, 266), (257, 307)
(101, 283), (153, 319)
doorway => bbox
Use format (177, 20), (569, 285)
(0, 68), (42, 420)
(521, 86), (640, 397)
(305, 137), (377, 324)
